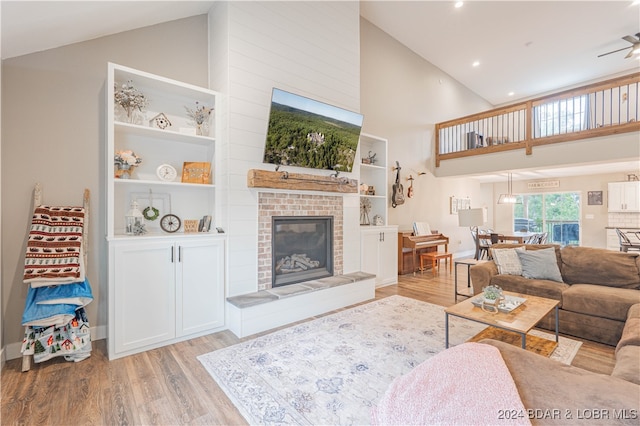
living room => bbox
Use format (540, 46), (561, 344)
(1, 1), (640, 423)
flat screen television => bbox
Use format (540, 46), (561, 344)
(263, 88), (364, 172)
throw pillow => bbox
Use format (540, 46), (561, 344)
(491, 247), (525, 275)
(516, 247), (564, 282)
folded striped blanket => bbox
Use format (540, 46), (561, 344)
(23, 205), (85, 287)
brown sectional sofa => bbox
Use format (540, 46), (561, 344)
(482, 338), (640, 425)
(469, 244), (640, 346)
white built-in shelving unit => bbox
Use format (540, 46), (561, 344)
(106, 63), (226, 360)
(358, 133), (398, 286)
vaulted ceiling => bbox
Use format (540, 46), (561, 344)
(3, 1), (639, 180)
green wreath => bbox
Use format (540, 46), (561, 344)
(142, 206), (160, 221)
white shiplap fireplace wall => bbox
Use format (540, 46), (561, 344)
(208, 2), (362, 300)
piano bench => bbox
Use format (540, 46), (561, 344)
(420, 252), (452, 276)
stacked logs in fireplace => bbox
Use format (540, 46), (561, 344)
(276, 253), (320, 274)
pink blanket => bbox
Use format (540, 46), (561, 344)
(372, 342), (531, 425)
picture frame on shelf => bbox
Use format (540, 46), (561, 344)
(183, 219), (200, 233)
(181, 161), (211, 184)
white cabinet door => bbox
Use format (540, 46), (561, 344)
(360, 230), (381, 278)
(608, 182), (625, 212)
(176, 239), (225, 336)
(113, 241), (176, 354)
(623, 182), (640, 212)
(609, 182), (640, 212)
(378, 229), (398, 286)
(360, 227), (398, 287)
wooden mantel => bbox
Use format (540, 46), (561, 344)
(247, 169), (358, 193)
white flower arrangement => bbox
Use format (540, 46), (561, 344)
(114, 80), (148, 118)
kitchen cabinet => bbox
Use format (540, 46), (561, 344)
(608, 181), (640, 212)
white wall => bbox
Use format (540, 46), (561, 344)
(1, 16), (209, 358)
(210, 1), (362, 297)
(360, 18), (494, 256)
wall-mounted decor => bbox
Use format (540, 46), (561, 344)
(587, 191), (603, 205)
(528, 180), (560, 189)
(450, 196), (471, 214)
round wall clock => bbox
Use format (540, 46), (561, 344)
(156, 164), (177, 182)
(160, 214), (181, 233)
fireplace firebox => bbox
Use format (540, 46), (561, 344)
(272, 216), (333, 287)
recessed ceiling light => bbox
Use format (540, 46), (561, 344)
(455, 2), (464, 8)
(472, 61), (480, 67)
(508, 92), (515, 96)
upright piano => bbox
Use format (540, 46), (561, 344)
(398, 231), (450, 274)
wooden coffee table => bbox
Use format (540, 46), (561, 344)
(444, 291), (559, 350)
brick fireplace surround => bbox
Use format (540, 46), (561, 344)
(257, 192), (343, 290)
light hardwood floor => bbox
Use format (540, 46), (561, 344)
(1, 269), (616, 425)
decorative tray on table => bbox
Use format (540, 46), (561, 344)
(471, 295), (527, 313)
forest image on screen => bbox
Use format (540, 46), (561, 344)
(263, 88), (363, 172)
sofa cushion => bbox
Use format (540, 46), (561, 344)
(491, 274), (569, 304)
(612, 345), (640, 385)
(491, 247), (525, 275)
(560, 246), (640, 289)
(517, 247), (564, 282)
(562, 284), (640, 322)
(617, 304), (640, 353)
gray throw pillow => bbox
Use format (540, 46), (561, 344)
(516, 247), (563, 282)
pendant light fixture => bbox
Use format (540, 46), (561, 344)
(497, 172), (522, 204)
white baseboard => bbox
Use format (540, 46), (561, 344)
(5, 324), (107, 361)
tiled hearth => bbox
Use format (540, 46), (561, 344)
(257, 192), (343, 290)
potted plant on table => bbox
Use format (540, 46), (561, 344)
(482, 284), (503, 305)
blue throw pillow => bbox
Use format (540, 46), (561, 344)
(516, 247), (563, 283)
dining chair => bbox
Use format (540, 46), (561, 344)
(525, 234), (539, 244)
(471, 229), (491, 259)
(615, 228), (640, 252)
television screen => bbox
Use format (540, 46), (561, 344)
(263, 88), (364, 172)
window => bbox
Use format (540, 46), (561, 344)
(514, 192), (581, 246)
(534, 95), (588, 137)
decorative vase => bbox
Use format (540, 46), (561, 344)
(115, 163), (133, 179)
(195, 121), (209, 136)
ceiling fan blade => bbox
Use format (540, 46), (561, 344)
(622, 35), (639, 44)
(625, 48), (635, 59)
(597, 46), (631, 58)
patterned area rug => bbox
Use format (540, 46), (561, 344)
(198, 295), (581, 425)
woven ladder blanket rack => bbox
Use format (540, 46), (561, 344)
(22, 183), (93, 372)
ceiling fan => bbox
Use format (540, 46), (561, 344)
(598, 33), (640, 59)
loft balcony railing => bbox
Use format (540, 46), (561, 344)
(435, 72), (640, 167)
